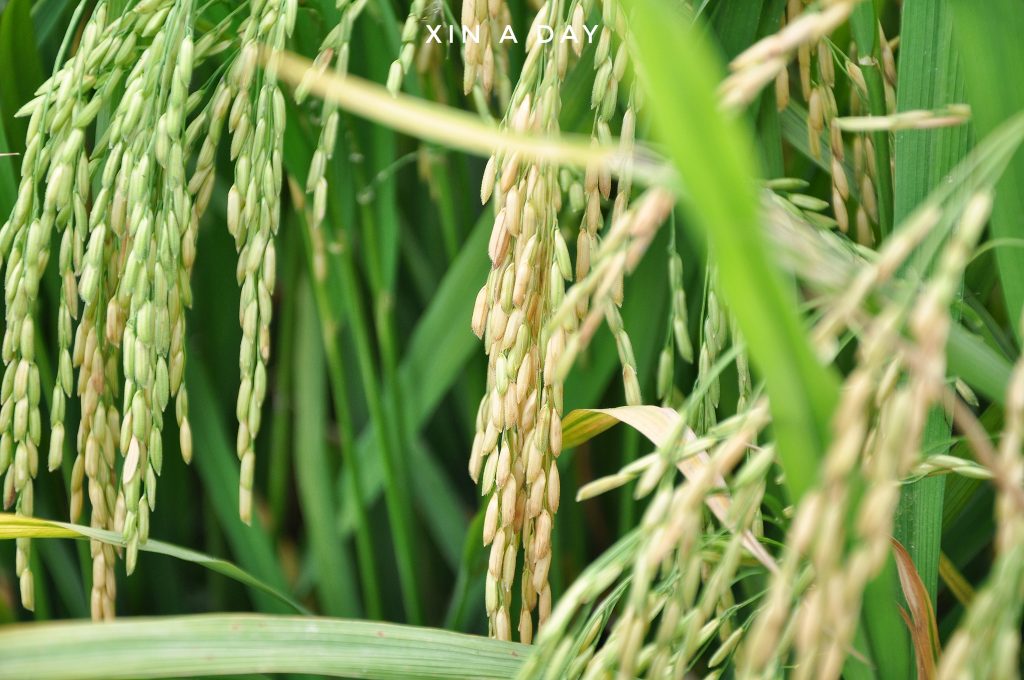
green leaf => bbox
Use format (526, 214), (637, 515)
(711, 0), (766, 60)
(950, 0), (1024, 337)
(186, 358), (296, 614)
(0, 514), (306, 615)
(0, 614), (528, 679)
(893, 1), (969, 225)
(0, 109), (18, 216)
(892, 0), (970, 613)
(293, 281), (360, 616)
(0, 0), (44, 153)
(282, 111), (424, 623)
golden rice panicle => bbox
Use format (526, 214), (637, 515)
(740, 368), (875, 676)
(73, 165), (123, 613)
(0, 0), (173, 611)
(722, 0), (856, 110)
(821, 54), (862, 236)
(804, 0), (839, 163)
(732, 317), (752, 411)
(790, 0), (812, 101)
(575, 3), (648, 407)
(590, 1), (628, 131)
(69, 1), (182, 618)
(940, 308), (1024, 679)
(784, 305), (925, 677)
(476, 152), (566, 644)
(830, 118), (850, 234)
(227, 0), (296, 525)
(582, 412), (770, 679)
(844, 54), (880, 247)
(75, 117), (130, 618)
(605, 304), (642, 406)
(174, 20), (251, 475)
(483, 189), (684, 667)
(741, 196), (992, 677)
(740, 290), (897, 674)
(461, 0), (511, 98)
(548, 188), (675, 393)
(481, 134), (679, 663)
(0, 0), (297, 615)
(187, 4), (248, 228)
(472, 5), (577, 641)
(577, 2), (631, 319)
(72, 297), (121, 620)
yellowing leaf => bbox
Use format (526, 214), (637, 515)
(562, 406), (777, 572)
(0, 513), (307, 614)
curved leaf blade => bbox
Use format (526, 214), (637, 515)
(563, 406), (776, 571)
(0, 614), (528, 680)
(0, 514), (307, 615)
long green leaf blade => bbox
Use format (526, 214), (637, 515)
(949, 0), (1024, 336)
(0, 514), (306, 615)
(892, 0), (970, 612)
(0, 614), (528, 679)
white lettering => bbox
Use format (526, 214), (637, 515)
(499, 25), (518, 43)
(424, 23), (605, 45)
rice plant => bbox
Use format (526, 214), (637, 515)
(0, 0), (1023, 678)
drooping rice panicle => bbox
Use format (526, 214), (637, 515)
(298, 0), (366, 282)
(388, 0), (431, 96)
(226, 0), (296, 524)
(0, 0), (297, 614)
(461, 0), (511, 99)
(471, 0), (595, 641)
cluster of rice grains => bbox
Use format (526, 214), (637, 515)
(516, 401), (777, 679)
(513, 4), (1012, 678)
(771, 0), (898, 246)
(468, 0), (645, 643)
(460, 0), (512, 98)
(736, 193), (989, 679)
(222, 0), (295, 525)
(939, 308), (1024, 678)
(516, 188), (999, 680)
(0, 0), (296, 615)
(756, 155), (1023, 679)
(296, 0), (366, 279)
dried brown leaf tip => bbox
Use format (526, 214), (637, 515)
(892, 538), (941, 680)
